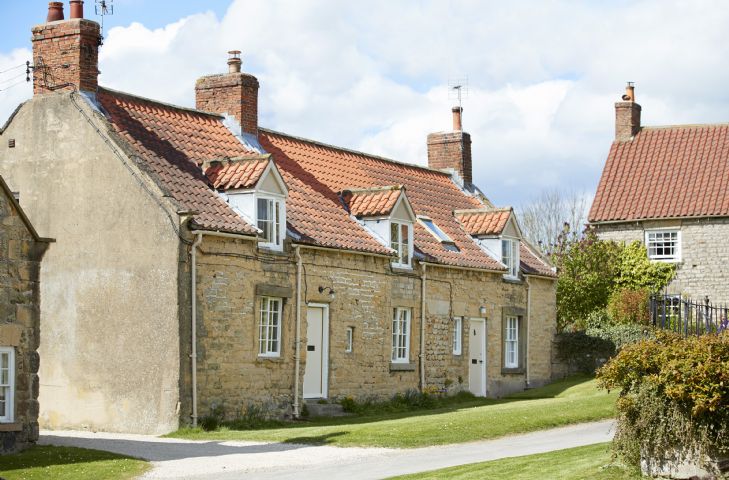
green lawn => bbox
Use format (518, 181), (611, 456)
(389, 442), (641, 479)
(0, 445), (150, 480)
(168, 375), (617, 448)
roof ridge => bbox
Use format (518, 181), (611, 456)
(454, 207), (512, 215)
(640, 123), (729, 130)
(98, 86), (225, 119)
(259, 127), (453, 177)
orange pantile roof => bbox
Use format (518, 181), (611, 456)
(96, 87), (258, 234)
(93, 87), (549, 273)
(455, 208), (512, 236)
(205, 157), (269, 190)
(590, 124), (729, 223)
(348, 186), (403, 217)
(259, 129), (505, 270)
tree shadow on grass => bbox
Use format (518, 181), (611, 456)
(281, 431), (346, 446)
(0, 445), (141, 472)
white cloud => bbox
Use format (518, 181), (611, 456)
(3, 0), (729, 206)
(0, 49), (33, 128)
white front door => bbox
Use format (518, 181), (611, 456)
(303, 304), (329, 399)
(468, 318), (487, 396)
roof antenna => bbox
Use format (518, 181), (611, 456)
(95, 0), (114, 45)
(448, 76), (469, 111)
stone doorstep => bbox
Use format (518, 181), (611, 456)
(304, 399), (350, 418)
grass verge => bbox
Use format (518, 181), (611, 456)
(0, 445), (150, 480)
(168, 375), (616, 448)
(388, 442), (640, 479)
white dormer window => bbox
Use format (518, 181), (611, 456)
(390, 221), (413, 268)
(257, 195), (284, 250)
(502, 238), (519, 279)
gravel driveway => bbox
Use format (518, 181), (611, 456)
(39, 420), (615, 479)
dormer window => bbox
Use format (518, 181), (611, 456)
(257, 196), (284, 250)
(391, 221), (413, 268)
(206, 155), (289, 253)
(502, 238), (519, 279)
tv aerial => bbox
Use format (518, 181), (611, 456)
(448, 76), (469, 110)
(95, 0), (114, 45)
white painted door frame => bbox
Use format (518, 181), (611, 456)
(303, 303), (330, 399)
(468, 318), (487, 397)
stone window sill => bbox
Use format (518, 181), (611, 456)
(0, 423), (22, 432)
(390, 362), (416, 372)
(501, 367), (525, 375)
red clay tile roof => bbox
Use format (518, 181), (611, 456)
(96, 87), (258, 234)
(205, 157), (269, 190)
(93, 87), (549, 273)
(590, 124), (729, 223)
(259, 129), (506, 270)
(455, 208), (512, 236)
(519, 243), (556, 277)
(348, 186), (403, 217)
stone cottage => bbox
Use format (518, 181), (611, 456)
(0, 2), (556, 434)
(590, 83), (729, 304)
(0, 175), (52, 453)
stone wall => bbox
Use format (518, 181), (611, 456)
(0, 187), (48, 453)
(193, 235), (557, 421)
(594, 218), (729, 304)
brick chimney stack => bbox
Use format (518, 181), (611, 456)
(32, 1), (101, 94)
(195, 51), (260, 137)
(615, 82), (641, 142)
(427, 106), (473, 185)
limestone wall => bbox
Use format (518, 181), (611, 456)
(594, 219), (729, 304)
(193, 236), (557, 420)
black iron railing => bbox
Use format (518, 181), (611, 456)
(649, 294), (729, 336)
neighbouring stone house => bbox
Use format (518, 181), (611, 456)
(0, 3), (556, 434)
(0, 175), (52, 453)
(590, 83), (729, 304)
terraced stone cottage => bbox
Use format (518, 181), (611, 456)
(0, 2), (556, 434)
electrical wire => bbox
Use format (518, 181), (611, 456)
(0, 64), (24, 75)
(0, 72), (27, 86)
(0, 79), (29, 93)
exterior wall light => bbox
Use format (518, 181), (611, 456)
(318, 286), (336, 299)
(479, 305), (487, 316)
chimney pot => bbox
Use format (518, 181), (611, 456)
(46, 2), (65, 22)
(452, 106), (463, 131)
(227, 50), (242, 74)
(70, 0), (84, 19)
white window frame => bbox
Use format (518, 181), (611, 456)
(645, 229), (681, 262)
(501, 237), (520, 279)
(390, 221), (413, 269)
(256, 194), (286, 251)
(258, 296), (283, 357)
(504, 315), (519, 369)
(452, 317), (462, 355)
(391, 307), (411, 363)
(345, 327), (353, 353)
(0, 347), (15, 423)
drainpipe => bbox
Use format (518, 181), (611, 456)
(293, 245), (302, 417)
(420, 263), (427, 391)
(190, 232), (203, 427)
(525, 276), (532, 388)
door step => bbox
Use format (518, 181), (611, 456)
(304, 400), (350, 418)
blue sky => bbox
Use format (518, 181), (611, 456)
(2, 1), (729, 209)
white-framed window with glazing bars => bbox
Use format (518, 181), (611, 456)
(258, 297), (282, 357)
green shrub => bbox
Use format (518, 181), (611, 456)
(615, 241), (676, 292)
(338, 389), (476, 415)
(607, 288), (650, 325)
(225, 403), (270, 430)
(554, 331), (615, 374)
(586, 322), (653, 351)
(597, 331), (729, 467)
(199, 403), (225, 431)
